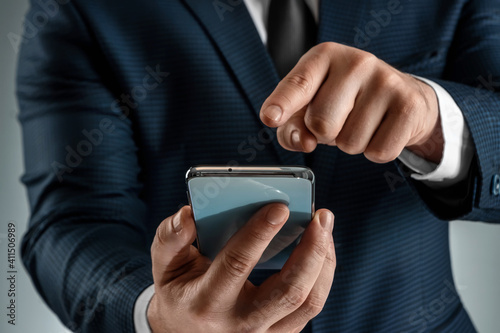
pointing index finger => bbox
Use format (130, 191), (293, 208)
(260, 45), (331, 127)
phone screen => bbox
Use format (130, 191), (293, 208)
(187, 167), (314, 269)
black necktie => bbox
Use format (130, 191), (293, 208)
(267, 0), (318, 173)
(267, 0), (318, 79)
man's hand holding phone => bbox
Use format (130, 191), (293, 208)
(148, 204), (335, 332)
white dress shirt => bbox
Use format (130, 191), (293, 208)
(134, 1), (475, 331)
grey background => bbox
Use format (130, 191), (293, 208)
(1, 0), (499, 332)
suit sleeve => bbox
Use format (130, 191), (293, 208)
(17, 1), (153, 332)
(400, 0), (500, 222)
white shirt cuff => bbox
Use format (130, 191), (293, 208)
(397, 76), (474, 189)
(133, 284), (155, 333)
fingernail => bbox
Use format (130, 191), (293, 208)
(319, 211), (334, 232)
(263, 105), (282, 123)
(266, 206), (288, 225)
(291, 130), (302, 150)
(172, 211), (183, 234)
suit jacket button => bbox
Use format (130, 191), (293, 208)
(492, 174), (500, 196)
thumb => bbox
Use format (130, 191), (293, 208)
(151, 205), (198, 284)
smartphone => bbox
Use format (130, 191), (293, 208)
(186, 165), (315, 270)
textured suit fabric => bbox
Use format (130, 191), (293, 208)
(16, 0), (500, 332)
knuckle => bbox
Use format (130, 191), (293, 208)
(280, 283), (309, 310)
(325, 252), (337, 270)
(394, 92), (420, 120)
(154, 218), (170, 247)
(319, 41), (336, 52)
(364, 147), (399, 164)
(248, 226), (273, 242)
(350, 51), (377, 72)
(221, 249), (253, 278)
(285, 72), (313, 96)
(374, 70), (402, 92)
(302, 50), (326, 69)
(301, 296), (325, 319)
(312, 42), (336, 57)
(305, 113), (339, 142)
(335, 134), (364, 155)
(325, 240), (337, 267)
(234, 318), (260, 333)
(389, 83), (425, 120)
(277, 126), (294, 150)
(309, 238), (329, 262)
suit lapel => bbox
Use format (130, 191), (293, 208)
(182, 0), (304, 165)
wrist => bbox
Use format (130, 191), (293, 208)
(407, 78), (443, 164)
(147, 293), (159, 333)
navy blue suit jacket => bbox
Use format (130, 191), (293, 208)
(17, 0), (500, 332)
